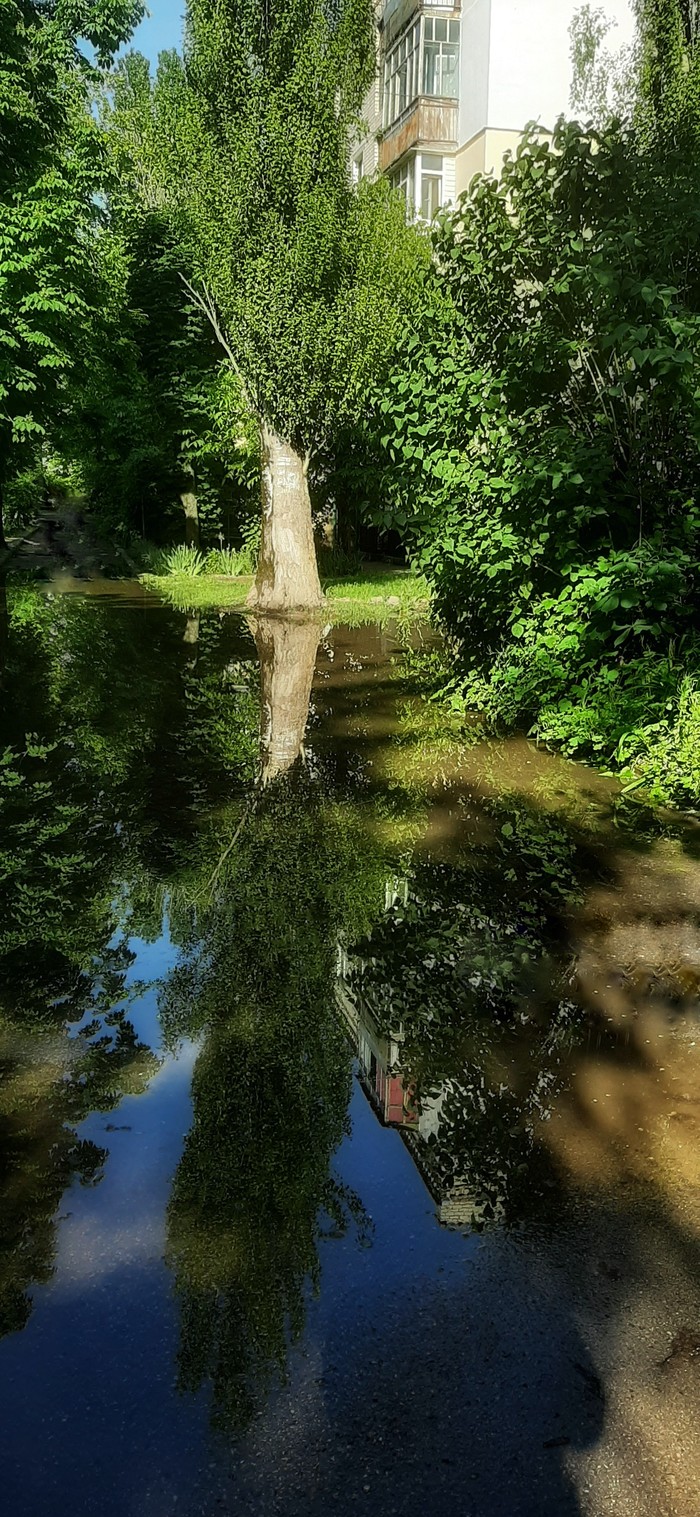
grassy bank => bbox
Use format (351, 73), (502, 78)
(141, 564), (430, 625)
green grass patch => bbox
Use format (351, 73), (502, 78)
(141, 565), (431, 624)
(141, 572), (253, 610)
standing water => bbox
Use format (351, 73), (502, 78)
(1, 579), (700, 1517)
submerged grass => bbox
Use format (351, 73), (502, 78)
(404, 642), (700, 814)
(141, 564), (431, 624)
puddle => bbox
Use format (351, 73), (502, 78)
(0, 582), (699, 1516)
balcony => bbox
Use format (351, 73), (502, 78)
(381, 0), (460, 50)
(378, 96), (458, 172)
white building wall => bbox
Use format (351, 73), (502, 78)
(459, 0), (492, 147)
(486, 0), (636, 132)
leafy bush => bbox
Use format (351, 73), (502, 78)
(379, 120), (700, 642)
(374, 114), (700, 806)
(4, 459), (82, 532)
(204, 547), (243, 576)
(203, 524), (259, 576)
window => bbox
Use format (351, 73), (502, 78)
(352, 152), (364, 186)
(423, 17), (460, 99)
(383, 20), (421, 129)
(383, 15), (460, 127)
(390, 156), (415, 212)
(420, 153), (443, 220)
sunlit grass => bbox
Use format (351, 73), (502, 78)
(141, 565), (431, 624)
(141, 571), (253, 609)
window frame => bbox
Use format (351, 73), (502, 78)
(419, 151), (444, 221)
(390, 155), (416, 213)
(382, 18), (421, 130)
(422, 15), (460, 100)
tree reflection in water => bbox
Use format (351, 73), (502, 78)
(162, 616), (384, 1431)
(0, 585), (257, 1341)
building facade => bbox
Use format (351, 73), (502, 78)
(351, 0), (635, 217)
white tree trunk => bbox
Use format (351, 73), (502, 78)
(247, 424), (323, 613)
(253, 616), (320, 784)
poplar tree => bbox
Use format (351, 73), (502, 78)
(634, 0), (700, 143)
(154, 0), (423, 612)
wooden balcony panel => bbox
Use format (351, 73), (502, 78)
(379, 99), (458, 170)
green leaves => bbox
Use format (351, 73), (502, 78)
(139, 0), (427, 455)
(0, 0), (143, 499)
(371, 108), (700, 802)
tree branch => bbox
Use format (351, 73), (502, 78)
(180, 275), (258, 418)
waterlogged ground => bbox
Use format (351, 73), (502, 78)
(1, 579), (700, 1516)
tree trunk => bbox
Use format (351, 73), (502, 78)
(253, 615), (321, 784)
(183, 615), (200, 663)
(180, 470), (200, 549)
(0, 578), (7, 687)
(247, 424), (324, 613)
(0, 478), (7, 555)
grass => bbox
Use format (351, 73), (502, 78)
(141, 571), (253, 610)
(140, 564), (431, 624)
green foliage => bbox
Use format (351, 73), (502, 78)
(0, 0), (144, 529)
(66, 57), (262, 547)
(376, 102), (700, 806)
(163, 543), (206, 576)
(142, 0), (427, 464)
(634, 0), (700, 146)
(3, 451), (82, 532)
(570, 3), (636, 122)
(203, 542), (252, 575)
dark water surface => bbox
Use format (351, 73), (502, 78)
(1, 583), (700, 1517)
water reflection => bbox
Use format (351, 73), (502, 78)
(161, 770), (386, 1430)
(1, 585), (700, 1511)
(253, 615), (321, 783)
(0, 585), (258, 1341)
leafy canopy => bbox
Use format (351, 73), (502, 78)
(146, 0), (426, 455)
(0, 0), (143, 482)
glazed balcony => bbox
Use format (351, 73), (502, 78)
(378, 97), (459, 172)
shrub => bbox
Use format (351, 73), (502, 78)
(374, 114), (700, 805)
(204, 547), (243, 576)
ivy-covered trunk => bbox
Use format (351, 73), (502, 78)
(247, 424), (323, 613)
(254, 614), (320, 783)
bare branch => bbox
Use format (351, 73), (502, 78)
(180, 275), (258, 417)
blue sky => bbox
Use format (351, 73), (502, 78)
(130, 2), (185, 63)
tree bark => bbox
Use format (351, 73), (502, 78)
(180, 469), (200, 549)
(183, 615), (200, 664)
(253, 615), (321, 784)
(0, 578), (7, 688)
(247, 424), (324, 613)
(0, 478), (7, 555)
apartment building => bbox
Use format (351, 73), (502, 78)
(351, 0), (636, 218)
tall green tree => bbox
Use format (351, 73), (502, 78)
(634, 0), (700, 143)
(75, 50), (259, 551)
(144, 0), (424, 610)
(0, 0), (143, 545)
